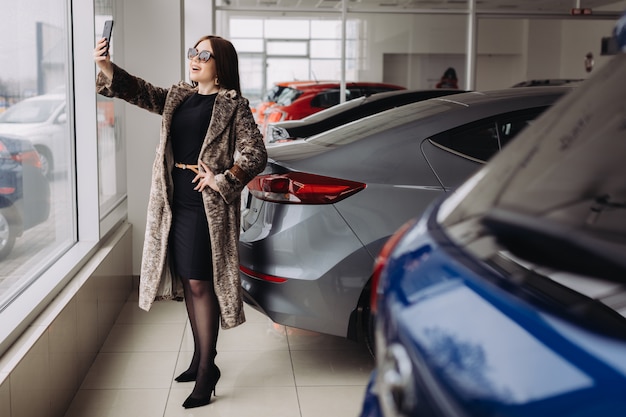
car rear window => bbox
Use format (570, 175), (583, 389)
(311, 88), (360, 109)
(429, 107), (550, 162)
(301, 97), (367, 121)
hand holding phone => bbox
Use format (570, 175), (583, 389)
(101, 20), (114, 56)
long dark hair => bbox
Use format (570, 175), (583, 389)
(194, 35), (241, 96)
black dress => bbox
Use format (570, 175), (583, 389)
(169, 92), (217, 280)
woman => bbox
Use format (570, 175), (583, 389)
(94, 35), (267, 409)
(435, 67), (458, 89)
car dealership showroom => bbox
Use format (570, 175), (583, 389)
(1, 0), (625, 416)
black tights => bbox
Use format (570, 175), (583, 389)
(181, 276), (220, 397)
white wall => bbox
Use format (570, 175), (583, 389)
(117, 0), (184, 274)
(357, 13), (470, 84)
(184, 0), (214, 73)
(373, 14), (620, 91)
(0, 224), (133, 417)
(373, 15), (534, 90)
(560, 19), (618, 77)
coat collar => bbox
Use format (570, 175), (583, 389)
(169, 82), (239, 140)
(209, 89), (238, 140)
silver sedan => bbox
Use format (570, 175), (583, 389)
(239, 86), (574, 349)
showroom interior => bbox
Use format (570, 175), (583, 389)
(0, 0), (624, 416)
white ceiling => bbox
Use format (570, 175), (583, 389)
(218, 0), (625, 16)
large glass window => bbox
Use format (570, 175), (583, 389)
(0, 0), (76, 307)
(95, 2), (126, 225)
(230, 17), (361, 103)
(220, 1), (623, 104)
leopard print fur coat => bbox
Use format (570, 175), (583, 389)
(96, 64), (267, 328)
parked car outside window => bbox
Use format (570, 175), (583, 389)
(239, 85), (574, 350)
(0, 93), (68, 178)
(360, 53), (626, 417)
(0, 134), (50, 260)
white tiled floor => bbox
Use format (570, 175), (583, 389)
(64, 293), (374, 417)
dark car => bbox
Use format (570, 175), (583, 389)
(511, 78), (583, 87)
(239, 85), (574, 346)
(258, 81), (405, 137)
(0, 134), (50, 260)
(266, 88), (466, 144)
(360, 53), (626, 417)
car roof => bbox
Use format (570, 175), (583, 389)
(267, 85), (573, 163)
(511, 78), (584, 87)
(266, 88), (468, 142)
(281, 81), (405, 92)
(432, 85), (574, 106)
(316, 85), (572, 142)
(272, 80), (335, 88)
(293, 88), (465, 123)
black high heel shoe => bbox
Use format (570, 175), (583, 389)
(174, 370), (197, 382)
(182, 365), (221, 409)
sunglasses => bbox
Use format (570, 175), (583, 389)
(187, 47), (213, 63)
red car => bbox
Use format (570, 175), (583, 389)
(258, 81), (405, 137)
(253, 80), (331, 125)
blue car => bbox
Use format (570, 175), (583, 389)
(0, 134), (50, 260)
(360, 53), (626, 416)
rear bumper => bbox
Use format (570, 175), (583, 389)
(239, 202), (374, 338)
(239, 249), (371, 338)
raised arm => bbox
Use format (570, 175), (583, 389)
(94, 38), (114, 79)
(93, 38), (169, 115)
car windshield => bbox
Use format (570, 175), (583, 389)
(0, 98), (63, 123)
(264, 85), (286, 102)
(275, 87), (304, 106)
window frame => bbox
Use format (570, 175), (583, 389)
(0, 0), (104, 357)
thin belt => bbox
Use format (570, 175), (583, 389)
(174, 162), (199, 175)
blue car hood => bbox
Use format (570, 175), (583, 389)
(388, 231), (626, 416)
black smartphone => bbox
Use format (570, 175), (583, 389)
(101, 20), (114, 56)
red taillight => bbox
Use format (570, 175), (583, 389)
(370, 220), (415, 314)
(265, 110), (285, 124)
(256, 102), (275, 123)
(248, 172), (365, 204)
(240, 265), (288, 283)
(14, 150), (43, 168)
(0, 140), (42, 169)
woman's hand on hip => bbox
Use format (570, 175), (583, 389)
(93, 38), (114, 80)
(193, 161), (218, 192)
